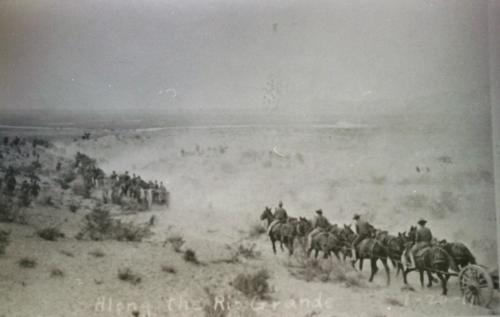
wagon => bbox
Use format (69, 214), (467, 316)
(458, 264), (499, 307)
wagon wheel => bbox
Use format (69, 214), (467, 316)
(458, 264), (494, 307)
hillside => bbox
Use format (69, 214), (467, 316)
(0, 119), (498, 317)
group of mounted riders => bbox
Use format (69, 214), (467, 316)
(261, 201), (476, 295)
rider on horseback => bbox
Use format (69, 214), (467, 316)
(404, 218), (433, 270)
(351, 214), (373, 262)
(274, 201), (288, 221)
(267, 201), (288, 234)
(306, 209), (330, 249)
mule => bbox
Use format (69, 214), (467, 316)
(402, 244), (458, 295)
(375, 230), (406, 276)
(438, 240), (476, 269)
(298, 218), (350, 260)
(343, 225), (391, 285)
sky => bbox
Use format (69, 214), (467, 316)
(0, 0), (493, 123)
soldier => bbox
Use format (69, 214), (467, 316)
(405, 218), (433, 270)
(267, 201), (288, 235)
(110, 171), (118, 182)
(30, 179), (40, 198)
(351, 214), (373, 262)
(154, 181), (160, 203)
(4, 166), (17, 196)
(306, 209), (331, 249)
(159, 182), (168, 205)
(274, 201), (287, 222)
(19, 180), (31, 206)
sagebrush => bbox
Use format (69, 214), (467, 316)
(231, 269), (270, 299)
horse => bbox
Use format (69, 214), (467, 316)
(402, 242), (458, 295)
(438, 239), (476, 269)
(375, 230), (406, 276)
(343, 225), (391, 285)
(260, 207), (296, 255)
(297, 218), (350, 260)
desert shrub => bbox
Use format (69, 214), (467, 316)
(18, 257), (37, 268)
(69, 203), (80, 213)
(0, 196), (19, 223)
(50, 268), (65, 278)
(118, 268), (141, 285)
(29, 160), (42, 171)
(59, 250), (74, 257)
(112, 220), (152, 242)
(0, 229), (10, 255)
(59, 181), (70, 190)
(37, 226), (64, 241)
(89, 249), (106, 258)
(286, 256), (364, 287)
(40, 195), (54, 206)
(72, 179), (92, 198)
(19, 188), (32, 207)
(161, 264), (177, 274)
(62, 171), (77, 185)
(183, 249), (199, 264)
(77, 205), (152, 242)
(385, 297), (404, 307)
(401, 285), (415, 292)
(76, 205), (113, 240)
(32, 138), (51, 148)
(248, 222), (266, 238)
(231, 269), (270, 299)
(437, 155), (452, 164)
(165, 235), (185, 252)
(203, 287), (230, 317)
(234, 243), (261, 259)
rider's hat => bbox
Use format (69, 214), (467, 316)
(353, 214), (360, 220)
(278, 201), (283, 207)
(418, 218), (427, 225)
(316, 209), (323, 214)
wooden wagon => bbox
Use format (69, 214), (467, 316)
(458, 264), (499, 307)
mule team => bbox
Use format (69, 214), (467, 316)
(260, 201), (476, 295)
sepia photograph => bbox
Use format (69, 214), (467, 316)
(0, 0), (499, 316)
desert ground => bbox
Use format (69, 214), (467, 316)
(0, 113), (498, 317)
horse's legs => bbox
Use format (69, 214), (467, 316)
(402, 268), (413, 285)
(288, 238), (294, 256)
(426, 271), (433, 288)
(359, 258), (364, 271)
(429, 273), (438, 283)
(333, 251), (341, 261)
(314, 249), (319, 258)
(381, 258), (390, 286)
(351, 258), (357, 270)
(307, 247), (313, 257)
(419, 270), (424, 288)
(271, 237), (277, 254)
(369, 258), (379, 282)
(398, 262), (404, 277)
(437, 273), (447, 296)
(280, 240), (284, 252)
